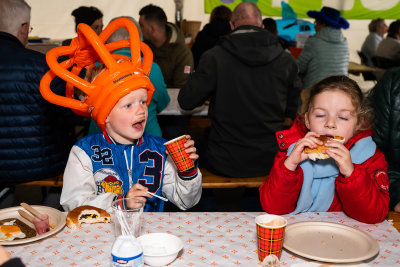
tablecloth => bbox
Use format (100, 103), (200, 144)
(6, 212), (400, 266)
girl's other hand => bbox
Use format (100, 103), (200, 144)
(325, 140), (354, 177)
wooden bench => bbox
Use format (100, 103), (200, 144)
(201, 168), (266, 188)
(16, 174), (64, 187)
(14, 169), (266, 189)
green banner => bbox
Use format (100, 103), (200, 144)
(204, 0), (400, 19)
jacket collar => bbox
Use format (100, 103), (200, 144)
(276, 117), (373, 150)
(102, 131), (143, 145)
(0, 31), (24, 48)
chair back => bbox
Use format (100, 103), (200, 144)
(372, 56), (399, 69)
(356, 51), (376, 81)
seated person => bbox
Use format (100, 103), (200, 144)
(297, 7), (349, 91)
(361, 18), (387, 67)
(368, 67), (400, 213)
(191, 5), (232, 69)
(259, 75), (389, 224)
(39, 18), (202, 213)
(262, 17), (290, 50)
(87, 16), (170, 137)
(375, 20), (400, 65)
(62, 6), (103, 46)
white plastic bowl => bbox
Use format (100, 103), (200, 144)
(137, 233), (183, 266)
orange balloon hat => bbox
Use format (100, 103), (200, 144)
(40, 18), (155, 130)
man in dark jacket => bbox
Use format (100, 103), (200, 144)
(179, 2), (300, 178)
(139, 4), (193, 88)
(368, 67), (400, 212)
(0, 0), (76, 188)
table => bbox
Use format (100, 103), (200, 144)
(6, 212), (400, 266)
(348, 61), (377, 75)
(158, 89), (208, 116)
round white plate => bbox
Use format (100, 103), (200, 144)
(0, 205), (65, 245)
(283, 221), (379, 263)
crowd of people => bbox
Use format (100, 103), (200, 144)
(0, 0), (399, 263)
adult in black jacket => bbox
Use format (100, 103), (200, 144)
(368, 67), (400, 212)
(0, 0), (76, 186)
(179, 2), (300, 179)
(191, 5), (232, 69)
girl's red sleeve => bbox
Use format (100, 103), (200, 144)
(259, 151), (304, 214)
(335, 149), (389, 224)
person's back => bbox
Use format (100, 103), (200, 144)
(368, 67), (400, 212)
(191, 5), (232, 69)
(375, 20), (400, 63)
(297, 7), (349, 90)
(179, 2), (300, 177)
(361, 18), (387, 67)
(0, 0), (73, 183)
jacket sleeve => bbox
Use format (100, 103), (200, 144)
(259, 151), (303, 214)
(297, 38), (314, 74)
(178, 50), (218, 110)
(170, 44), (194, 88)
(285, 63), (301, 119)
(335, 150), (389, 224)
(149, 63), (170, 113)
(60, 146), (117, 213)
(368, 69), (400, 210)
(162, 157), (202, 210)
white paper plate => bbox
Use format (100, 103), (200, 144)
(283, 221), (379, 263)
(0, 205), (65, 245)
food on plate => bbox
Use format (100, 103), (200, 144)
(0, 218), (36, 241)
(66, 205), (111, 229)
(304, 135), (345, 161)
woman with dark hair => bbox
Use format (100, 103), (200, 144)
(62, 6), (104, 46)
(191, 5), (232, 68)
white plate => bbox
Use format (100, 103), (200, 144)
(283, 221), (379, 263)
(0, 205), (65, 245)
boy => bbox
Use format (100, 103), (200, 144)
(40, 18), (202, 213)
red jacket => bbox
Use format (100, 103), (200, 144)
(259, 119), (389, 224)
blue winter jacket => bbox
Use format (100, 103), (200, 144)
(0, 32), (76, 184)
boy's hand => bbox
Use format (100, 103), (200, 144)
(126, 183), (148, 208)
(183, 135), (199, 161)
(325, 140), (354, 177)
(284, 132), (322, 171)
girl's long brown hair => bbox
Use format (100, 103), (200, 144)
(300, 75), (373, 132)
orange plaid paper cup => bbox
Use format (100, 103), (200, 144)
(164, 135), (194, 172)
(255, 214), (287, 261)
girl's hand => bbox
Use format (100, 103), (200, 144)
(126, 183), (148, 208)
(284, 132), (322, 171)
(183, 135), (199, 161)
(325, 140), (354, 177)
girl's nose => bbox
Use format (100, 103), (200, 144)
(325, 117), (336, 129)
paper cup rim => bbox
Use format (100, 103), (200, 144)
(163, 135), (187, 146)
(255, 214), (287, 228)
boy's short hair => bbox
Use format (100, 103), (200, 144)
(139, 4), (167, 28)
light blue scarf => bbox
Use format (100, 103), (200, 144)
(286, 136), (376, 214)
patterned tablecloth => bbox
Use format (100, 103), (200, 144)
(5, 212), (400, 266)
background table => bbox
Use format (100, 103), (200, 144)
(6, 212), (400, 266)
(158, 89), (208, 116)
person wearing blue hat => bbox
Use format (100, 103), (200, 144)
(297, 6), (349, 101)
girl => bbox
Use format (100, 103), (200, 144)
(259, 76), (389, 224)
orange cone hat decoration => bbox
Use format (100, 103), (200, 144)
(40, 18), (155, 130)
